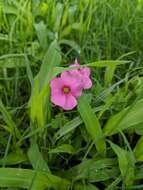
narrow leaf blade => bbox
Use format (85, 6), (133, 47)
(78, 95), (106, 156)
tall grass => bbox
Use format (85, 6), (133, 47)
(1, 0), (143, 189)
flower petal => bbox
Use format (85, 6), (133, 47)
(71, 85), (83, 97)
(61, 71), (82, 87)
(70, 62), (80, 68)
(61, 71), (83, 97)
(63, 94), (77, 110)
(61, 71), (77, 84)
(51, 93), (66, 108)
(50, 77), (63, 94)
(83, 77), (92, 89)
(80, 67), (90, 76)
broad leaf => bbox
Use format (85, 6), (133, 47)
(63, 158), (119, 182)
(108, 141), (135, 185)
(0, 168), (70, 190)
(103, 98), (143, 136)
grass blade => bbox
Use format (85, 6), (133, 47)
(0, 100), (20, 138)
(134, 136), (143, 162)
(0, 150), (27, 165)
(87, 60), (129, 67)
(28, 142), (50, 172)
(78, 95), (106, 156)
(48, 144), (75, 154)
(29, 40), (61, 128)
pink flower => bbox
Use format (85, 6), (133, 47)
(50, 59), (92, 110)
(68, 60), (92, 89)
(50, 73), (83, 110)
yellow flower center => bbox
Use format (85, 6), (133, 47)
(63, 87), (70, 94)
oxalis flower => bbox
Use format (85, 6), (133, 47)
(50, 73), (83, 110)
(50, 59), (92, 110)
(66, 59), (92, 89)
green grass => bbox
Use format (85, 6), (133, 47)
(1, 0), (143, 189)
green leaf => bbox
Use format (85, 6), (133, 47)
(55, 116), (82, 140)
(59, 39), (81, 53)
(64, 158), (119, 182)
(0, 54), (28, 68)
(105, 176), (121, 190)
(0, 100), (20, 138)
(109, 141), (128, 176)
(104, 65), (116, 86)
(34, 21), (47, 50)
(0, 150), (27, 165)
(135, 166), (143, 180)
(74, 183), (99, 190)
(38, 40), (61, 91)
(24, 54), (34, 86)
(87, 60), (129, 67)
(135, 122), (143, 135)
(134, 136), (143, 161)
(61, 23), (81, 37)
(54, 2), (63, 32)
(78, 95), (106, 156)
(55, 106), (102, 140)
(108, 141), (134, 185)
(29, 40), (61, 127)
(28, 143), (50, 172)
(48, 144), (76, 154)
(103, 98), (143, 136)
(0, 168), (70, 190)
(29, 79), (46, 128)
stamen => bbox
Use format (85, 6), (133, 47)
(63, 86), (70, 94)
